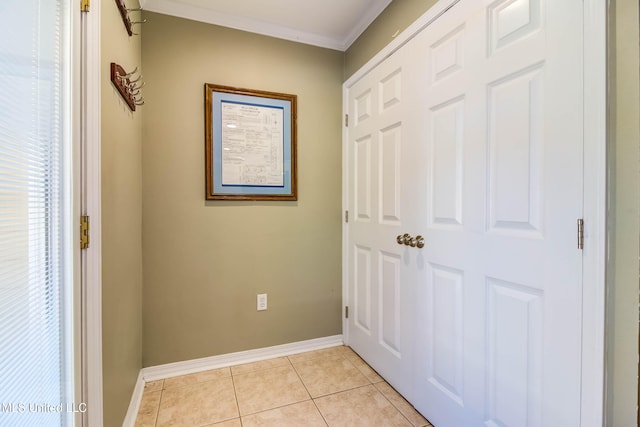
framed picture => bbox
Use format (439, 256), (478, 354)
(205, 84), (297, 201)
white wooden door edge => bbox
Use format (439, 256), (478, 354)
(579, 1), (607, 425)
(82, 4), (104, 426)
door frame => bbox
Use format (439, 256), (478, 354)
(341, 0), (607, 425)
(80, 3), (104, 426)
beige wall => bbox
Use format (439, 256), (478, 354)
(101, 1), (143, 426)
(141, 12), (344, 367)
(344, 0), (438, 79)
(606, 0), (640, 425)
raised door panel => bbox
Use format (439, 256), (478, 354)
(485, 278), (543, 427)
(487, 64), (544, 237)
(426, 264), (464, 406)
(429, 96), (465, 228)
(379, 124), (402, 225)
(354, 245), (372, 334)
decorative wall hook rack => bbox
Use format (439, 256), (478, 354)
(115, 0), (146, 36)
(110, 63), (145, 111)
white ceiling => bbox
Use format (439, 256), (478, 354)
(138, 0), (392, 51)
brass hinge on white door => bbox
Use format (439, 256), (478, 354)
(577, 218), (584, 250)
(345, 210), (349, 223)
(345, 306), (349, 319)
(81, 0), (90, 12)
(345, 114), (349, 127)
(80, 215), (90, 249)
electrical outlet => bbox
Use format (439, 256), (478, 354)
(257, 293), (267, 311)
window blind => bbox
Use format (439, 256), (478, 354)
(0, 1), (73, 425)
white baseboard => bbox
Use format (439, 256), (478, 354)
(122, 370), (145, 427)
(143, 334), (343, 381)
(122, 334), (343, 426)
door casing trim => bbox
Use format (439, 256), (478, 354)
(81, 3), (103, 425)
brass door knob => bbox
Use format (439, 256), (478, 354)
(396, 233), (424, 248)
(397, 233), (411, 245)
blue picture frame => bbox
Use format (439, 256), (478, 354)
(205, 84), (297, 200)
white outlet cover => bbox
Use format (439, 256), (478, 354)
(257, 293), (267, 311)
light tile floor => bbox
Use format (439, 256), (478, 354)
(135, 345), (433, 427)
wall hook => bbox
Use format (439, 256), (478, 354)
(115, 0), (145, 36)
(111, 63), (145, 111)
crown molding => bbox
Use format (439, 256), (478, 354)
(139, 0), (391, 51)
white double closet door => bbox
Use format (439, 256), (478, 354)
(345, 0), (585, 426)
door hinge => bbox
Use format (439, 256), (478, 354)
(80, 215), (90, 249)
(577, 218), (584, 250)
(81, 0), (90, 12)
(345, 114), (349, 127)
(345, 210), (349, 223)
(345, 306), (349, 319)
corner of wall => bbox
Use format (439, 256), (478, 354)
(100, 0), (144, 425)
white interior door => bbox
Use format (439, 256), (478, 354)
(345, 0), (586, 425)
(412, 0), (584, 425)
(345, 44), (423, 401)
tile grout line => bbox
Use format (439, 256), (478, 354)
(344, 348), (432, 426)
(240, 399), (328, 424)
(310, 398), (331, 427)
(287, 354), (330, 427)
(374, 382), (418, 427)
(233, 359), (312, 420)
(289, 351), (367, 399)
(373, 382), (432, 427)
(152, 385), (164, 427)
(229, 368), (243, 425)
(287, 353), (313, 398)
